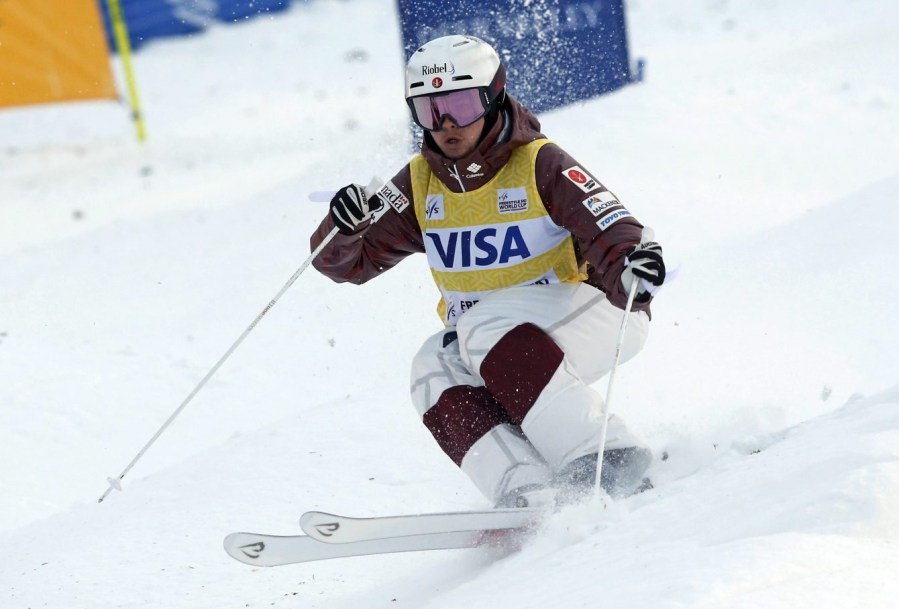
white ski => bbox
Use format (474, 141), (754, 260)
(223, 528), (523, 567)
(299, 508), (543, 544)
(224, 508), (542, 566)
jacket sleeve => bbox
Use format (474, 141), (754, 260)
(534, 143), (651, 312)
(310, 165), (425, 285)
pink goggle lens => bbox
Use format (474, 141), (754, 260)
(410, 89), (487, 131)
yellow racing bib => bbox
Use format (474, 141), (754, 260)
(411, 140), (586, 325)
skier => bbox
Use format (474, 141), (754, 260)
(310, 35), (666, 508)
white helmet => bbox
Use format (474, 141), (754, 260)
(404, 35), (506, 101)
(404, 35), (507, 130)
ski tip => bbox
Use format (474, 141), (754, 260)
(300, 511), (343, 542)
(224, 533), (270, 566)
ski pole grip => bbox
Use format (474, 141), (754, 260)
(362, 176), (384, 200)
(307, 176), (384, 203)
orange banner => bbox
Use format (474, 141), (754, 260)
(0, 0), (116, 108)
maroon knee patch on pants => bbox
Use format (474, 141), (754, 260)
(479, 323), (564, 425)
(423, 386), (509, 465)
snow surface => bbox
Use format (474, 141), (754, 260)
(2, 0), (898, 607)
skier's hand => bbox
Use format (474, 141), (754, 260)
(621, 240), (665, 302)
(329, 184), (384, 235)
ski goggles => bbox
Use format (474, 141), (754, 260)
(407, 88), (490, 131)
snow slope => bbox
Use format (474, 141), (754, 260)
(1, 0), (898, 607)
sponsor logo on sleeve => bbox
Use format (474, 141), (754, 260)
(497, 187), (529, 214)
(581, 190), (622, 216)
(425, 194), (444, 220)
(596, 209), (633, 231)
(377, 180), (411, 213)
(562, 165), (599, 192)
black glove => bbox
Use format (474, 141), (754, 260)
(329, 184), (384, 235)
(621, 240), (665, 302)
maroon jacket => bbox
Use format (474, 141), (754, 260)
(311, 95), (651, 314)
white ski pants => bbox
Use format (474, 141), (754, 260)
(410, 282), (650, 504)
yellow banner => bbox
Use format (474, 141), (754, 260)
(0, 0), (116, 108)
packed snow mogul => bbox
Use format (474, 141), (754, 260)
(311, 35), (666, 508)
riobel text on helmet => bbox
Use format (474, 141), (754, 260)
(422, 63), (453, 75)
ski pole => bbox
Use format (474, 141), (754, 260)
(99, 177), (383, 503)
(593, 228), (653, 501)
